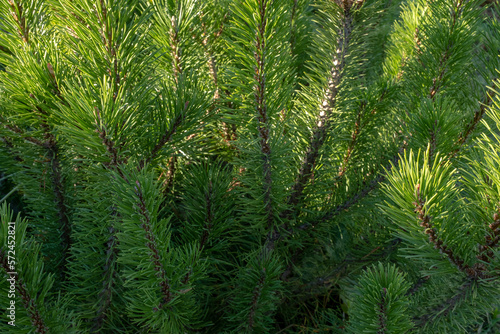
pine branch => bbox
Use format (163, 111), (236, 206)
(0, 137), (23, 162)
(280, 145), (404, 279)
(7, 0), (30, 45)
(377, 288), (388, 334)
(248, 268), (267, 330)
(405, 276), (430, 297)
(161, 155), (177, 196)
(338, 88), (389, 178)
(198, 13), (239, 147)
(417, 0), (470, 165)
(476, 208), (500, 267)
(94, 107), (121, 167)
(283, 238), (401, 289)
(144, 104), (186, 166)
(252, 0), (274, 232)
(0, 251), (48, 333)
(428, 0), (466, 100)
(170, 15), (182, 83)
(286, 3), (353, 213)
(207, 51), (219, 100)
(315, 147), (403, 225)
(1, 1), (498, 331)
(414, 278), (475, 328)
(199, 180), (213, 251)
(338, 106), (362, 178)
(447, 92), (495, 160)
(134, 180), (173, 310)
(16, 95), (73, 283)
(96, 0), (120, 101)
(199, 12), (226, 101)
(348, 262), (413, 334)
(46, 141), (71, 283)
(413, 183), (487, 278)
(2, 122), (44, 147)
(141, 13), (190, 177)
(90, 225), (119, 333)
(222, 94), (238, 145)
(289, 0), (299, 54)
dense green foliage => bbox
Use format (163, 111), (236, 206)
(0, 0), (499, 332)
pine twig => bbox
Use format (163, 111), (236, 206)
(90, 225), (119, 333)
(247, 268), (267, 330)
(199, 180), (213, 251)
(46, 141), (71, 283)
(134, 180), (172, 311)
(413, 184), (487, 278)
(447, 92), (495, 161)
(285, 4), (353, 213)
(7, 0), (30, 45)
(253, 0), (274, 233)
(414, 278), (475, 328)
(0, 250), (48, 333)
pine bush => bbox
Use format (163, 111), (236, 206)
(0, 0), (499, 332)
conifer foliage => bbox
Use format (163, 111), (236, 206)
(0, 0), (499, 332)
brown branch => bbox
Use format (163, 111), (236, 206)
(199, 19), (239, 149)
(476, 208), (500, 267)
(0, 251), (48, 333)
(95, 1), (121, 127)
(338, 107), (363, 178)
(316, 151), (399, 226)
(289, 0), (298, 55)
(199, 16), (225, 101)
(0, 137), (23, 162)
(161, 156), (177, 197)
(273, 5), (358, 254)
(447, 93), (494, 161)
(88, 105), (125, 330)
(8, 0), (29, 45)
(428, 120), (438, 166)
(414, 278), (475, 328)
(285, 5), (353, 215)
(279, 145), (405, 282)
(406, 276), (430, 297)
(413, 184), (487, 279)
(294, 145), (404, 237)
(89, 104), (129, 330)
(91, 106), (126, 324)
(428, 0), (466, 100)
(90, 225), (119, 333)
(207, 51), (219, 100)
(283, 238), (402, 296)
(3, 122), (44, 147)
(144, 102), (188, 166)
(377, 288), (388, 334)
(134, 180), (172, 310)
(253, 0), (273, 234)
(338, 90), (389, 178)
(248, 268), (267, 330)
(94, 107), (120, 167)
(46, 140), (71, 283)
(199, 180), (213, 251)
(328, 174), (385, 221)
(170, 15), (181, 82)
(414, 28), (425, 69)
(8, 103), (73, 284)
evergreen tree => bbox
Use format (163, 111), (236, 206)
(0, 0), (499, 332)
